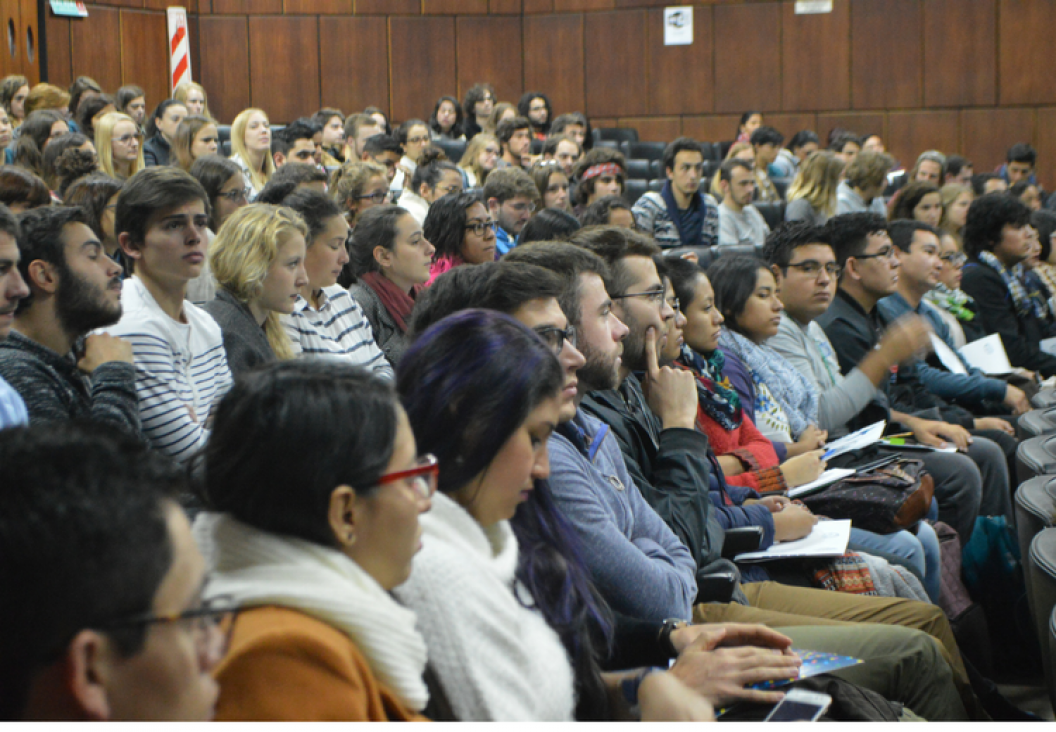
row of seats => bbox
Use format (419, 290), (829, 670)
(1013, 407), (1056, 706)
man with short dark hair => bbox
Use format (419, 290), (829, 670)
(877, 220), (1029, 417)
(0, 423), (232, 720)
(272, 118), (322, 169)
(255, 163), (329, 204)
(495, 116), (532, 169)
(103, 167), (233, 463)
(717, 159), (769, 247)
(817, 213), (1013, 540)
(999, 142), (1037, 186)
(0, 203), (30, 429)
(749, 126), (784, 202)
(360, 134), (402, 184)
(945, 155), (973, 187)
(961, 192), (1056, 375)
(632, 137), (719, 249)
(0, 206), (138, 434)
(482, 167), (538, 256)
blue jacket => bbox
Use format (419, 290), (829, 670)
(877, 292), (1006, 408)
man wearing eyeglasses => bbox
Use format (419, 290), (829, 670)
(0, 423), (235, 720)
(816, 213), (1013, 544)
(483, 168), (539, 256)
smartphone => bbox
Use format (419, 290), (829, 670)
(763, 689), (832, 722)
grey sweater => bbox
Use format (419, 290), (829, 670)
(202, 289), (276, 377)
(347, 281), (409, 368)
(0, 330), (140, 436)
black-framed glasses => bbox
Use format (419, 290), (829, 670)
(220, 187), (250, 203)
(534, 324), (577, 355)
(465, 219), (497, 237)
(375, 454), (439, 500)
(940, 252), (967, 267)
(357, 190), (389, 203)
(101, 594), (240, 666)
(854, 245), (898, 262)
(612, 289), (666, 307)
(786, 260), (842, 278)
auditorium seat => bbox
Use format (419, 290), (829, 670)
(623, 178), (649, 205)
(755, 201), (786, 231)
(1017, 434), (1056, 484)
(593, 127), (639, 145)
(625, 159), (652, 180)
(626, 141), (665, 163)
(1029, 529), (1056, 703)
(434, 138), (466, 162)
(1016, 475), (1056, 619)
(1019, 407), (1056, 439)
(1033, 389), (1056, 410)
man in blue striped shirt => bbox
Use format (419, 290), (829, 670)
(0, 204), (29, 430)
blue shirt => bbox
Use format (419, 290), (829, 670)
(0, 373), (28, 430)
(495, 226), (516, 257)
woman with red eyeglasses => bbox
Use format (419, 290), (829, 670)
(194, 360), (435, 720)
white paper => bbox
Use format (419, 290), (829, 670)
(821, 420), (886, 461)
(794, 0), (833, 13)
(788, 468), (856, 499)
(929, 333), (967, 374)
(663, 7), (693, 46)
(1042, 337), (1056, 357)
(959, 334), (1013, 374)
(736, 519), (852, 562)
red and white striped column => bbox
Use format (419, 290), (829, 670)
(167, 7), (192, 93)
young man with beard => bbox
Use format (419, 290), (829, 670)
(104, 167), (232, 463)
(632, 137), (719, 250)
(0, 205), (30, 429)
(508, 233), (979, 720)
(0, 206), (139, 434)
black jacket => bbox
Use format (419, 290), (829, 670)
(143, 134), (172, 167)
(960, 259), (1056, 377)
(581, 374), (747, 603)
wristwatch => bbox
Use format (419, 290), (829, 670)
(658, 617), (689, 657)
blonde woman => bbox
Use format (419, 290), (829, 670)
(172, 114), (220, 172)
(230, 107), (274, 200)
(173, 80), (211, 119)
(203, 204), (309, 376)
(95, 111), (144, 180)
(459, 133), (500, 188)
(331, 159), (389, 229)
(784, 150), (844, 225)
(939, 183), (973, 239)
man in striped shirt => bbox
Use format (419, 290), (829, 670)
(103, 167), (233, 462)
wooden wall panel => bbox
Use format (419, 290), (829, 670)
(764, 113), (818, 139)
(524, 14), (583, 114)
(355, 0), (420, 14)
(816, 112), (884, 142)
(490, 0), (522, 12)
(961, 108), (1034, 173)
(19, 0), (40, 85)
(70, 7), (122, 92)
(45, 14), (73, 89)
(212, 0), (281, 13)
(285, 0), (353, 13)
(646, 6), (712, 116)
(119, 11), (169, 105)
(555, 0), (613, 10)
(851, 0), (921, 110)
(523, 0), (554, 11)
(923, 0), (995, 107)
(248, 16), (320, 123)
(1034, 107), (1056, 191)
(683, 115), (740, 145)
(781, 0), (849, 112)
(390, 16), (456, 123)
(456, 16), (522, 105)
(998, 0), (1056, 106)
(584, 11), (647, 118)
(617, 116), (681, 142)
(713, 3), (780, 114)
(319, 16), (389, 116)
(425, 0), (488, 13)
(886, 111), (959, 171)
(197, 16), (250, 123)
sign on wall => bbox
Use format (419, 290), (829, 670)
(664, 7), (693, 47)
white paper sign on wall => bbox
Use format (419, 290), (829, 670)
(795, 0), (833, 14)
(664, 7), (693, 46)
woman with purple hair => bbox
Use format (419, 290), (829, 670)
(394, 309), (718, 721)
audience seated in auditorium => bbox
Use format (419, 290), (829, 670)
(483, 166), (537, 256)
(632, 137), (719, 249)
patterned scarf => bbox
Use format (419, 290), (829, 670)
(361, 271), (415, 332)
(719, 329), (818, 438)
(923, 282), (975, 322)
(977, 250), (1040, 319)
(678, 344), (742, 431)
(1035, 262), (1056, 319)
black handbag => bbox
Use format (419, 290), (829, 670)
(799, 459), (934, 535)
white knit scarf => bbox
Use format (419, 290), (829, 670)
(192, 512), (430, 711)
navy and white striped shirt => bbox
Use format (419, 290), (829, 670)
(103, 277), (233, 463)
(284, 285), (394, 379)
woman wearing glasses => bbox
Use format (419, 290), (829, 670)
(924, 231), (980, 348)
(195, 360), (434, 720)
(184, 155), (250, 303)
(424, 191), (496, 285)
(347, 205), (435, 367)
(391, 119), (431, 198)
(95, 111), (145, 181)
(331, 160), (390, 230)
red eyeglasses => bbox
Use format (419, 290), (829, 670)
(375, 454), (439, 499)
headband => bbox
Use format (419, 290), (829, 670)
(580, 162), (621, 183)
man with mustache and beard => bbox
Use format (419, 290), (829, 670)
(0, 205), (140, 435)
